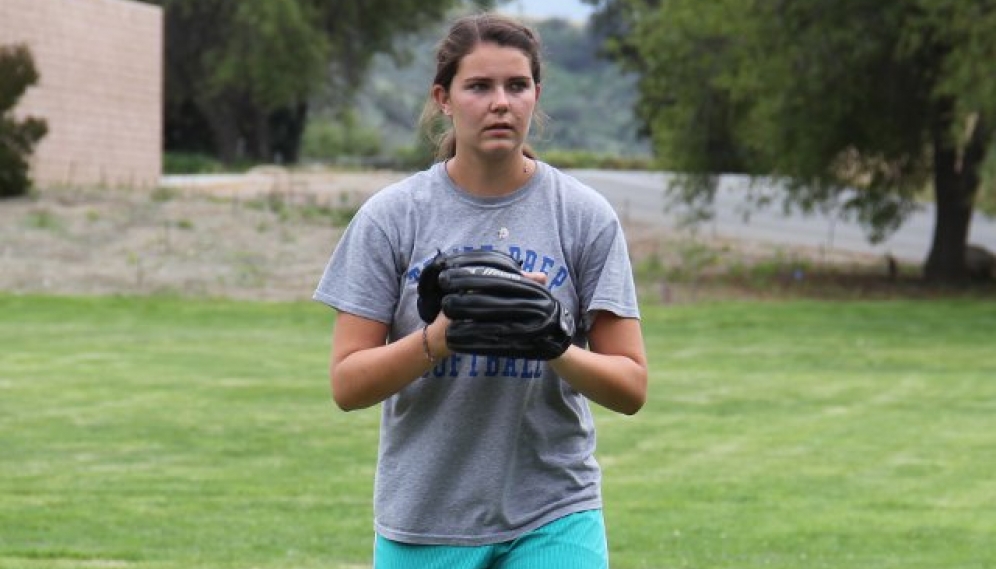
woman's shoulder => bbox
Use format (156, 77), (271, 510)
(368, 165), (438, 197)
(357, 164), (442, 213)
(540, 162), (616, 214)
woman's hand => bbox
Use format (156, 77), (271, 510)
(525, 270), (648, 415)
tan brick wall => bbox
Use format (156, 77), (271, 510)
(0, 0), (162, 188)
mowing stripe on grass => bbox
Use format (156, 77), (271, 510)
(1, 295), (994, 568)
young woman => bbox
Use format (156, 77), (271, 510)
(314, 12), (648, 569)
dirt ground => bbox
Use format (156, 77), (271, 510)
(3, 167), (961, 303)
(0, 169), (408, 301)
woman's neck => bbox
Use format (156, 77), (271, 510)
(445, 152), (536, 197)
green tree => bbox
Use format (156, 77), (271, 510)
(152, 0), (331, 163)
(532, 18), (647, 156)
(0, 44), (48, 199)
(609, 0), (996, 282)
(145, 0), (491, 164)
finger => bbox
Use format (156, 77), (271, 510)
(523, 271), (547, 285)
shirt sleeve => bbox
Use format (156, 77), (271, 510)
(313, 208), (401, 324)
(578, 215), (640, 331)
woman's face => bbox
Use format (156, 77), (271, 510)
(434, 42), (540, 160)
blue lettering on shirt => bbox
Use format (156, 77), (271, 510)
(486, 356), (501, 375)
(432, 359), (446, 378)
(422, 353), (546, 380)
(520, 358), (541, 379)
(539, 255), (555, 276)
(502, 358), (519, 377)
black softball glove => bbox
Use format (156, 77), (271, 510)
(417, 249), (575, 360)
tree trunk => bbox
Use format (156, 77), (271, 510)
(249, 109), (272, 163)
(200, 99), (243, 164)
(924, 115), (987, 283)
(269, 102), (308, 165)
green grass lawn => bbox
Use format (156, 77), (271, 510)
(1, 294), (994, 568)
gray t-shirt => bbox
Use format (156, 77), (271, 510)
(313, 161), (639, 546)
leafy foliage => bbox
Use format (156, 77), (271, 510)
(300, 109), (382, 163)
(143, 0), (486, 164)
(608, 0), (996, 281)
(534, 19), (649, 156)
(207, 0), (330, 110)
(0, 44), (48, 199)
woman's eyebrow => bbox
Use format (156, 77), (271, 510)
(461, 74), (532, 82)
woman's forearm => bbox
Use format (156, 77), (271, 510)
(331, 316), (450, 411)
(550, 347), (648, 415)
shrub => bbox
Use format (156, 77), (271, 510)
(300, 109), (382, 163)
(0, 44), (48, 198)
(539, 149), (654, 170)
(163, 152), (227, 175)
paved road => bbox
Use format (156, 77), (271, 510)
(164, 169), (996, 263)
(569, 169), (996, 263)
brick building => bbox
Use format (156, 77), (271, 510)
(0, 0), (163, 189)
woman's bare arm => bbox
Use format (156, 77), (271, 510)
(329, 312), (451, 411)
(549, 311), (648, 415)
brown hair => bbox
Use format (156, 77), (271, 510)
(418, 13), (546, 161)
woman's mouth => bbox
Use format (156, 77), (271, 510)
(484, 123), (515, 133)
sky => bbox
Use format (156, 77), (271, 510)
(496, 0), (595, 23)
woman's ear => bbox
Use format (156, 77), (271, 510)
(535, 82), (542, 103)
(432, 85), (451, 116)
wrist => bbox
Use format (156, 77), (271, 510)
(421, 320), (451, 364)
(421, 324), (436, 364)
(429, 320), (451, 360)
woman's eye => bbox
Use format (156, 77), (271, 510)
(509, 81), (530, 92)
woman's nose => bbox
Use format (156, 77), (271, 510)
(490, 88), (510, 112)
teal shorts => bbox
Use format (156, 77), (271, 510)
(373, 509), (608, 569)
